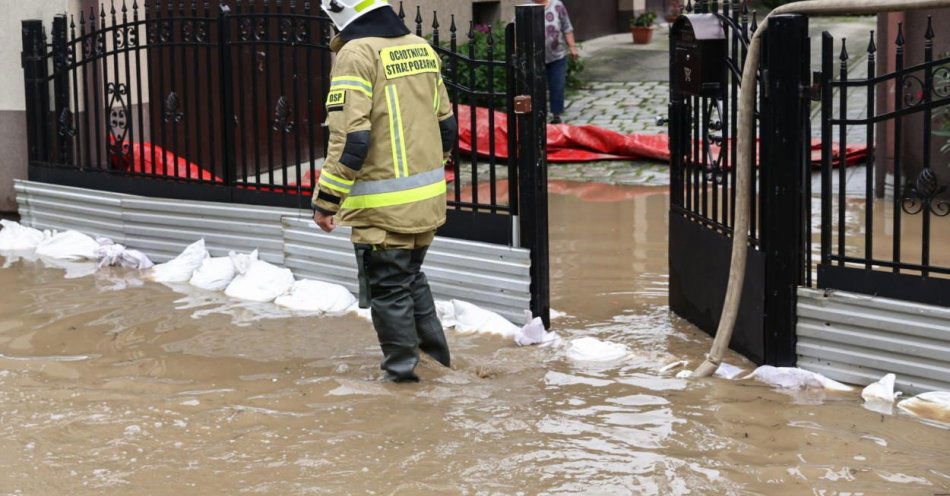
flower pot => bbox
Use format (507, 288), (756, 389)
(631, 26), (655, 44)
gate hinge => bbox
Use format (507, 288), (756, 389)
(514, 95), (532, 114)
(804, 71), (822, 101)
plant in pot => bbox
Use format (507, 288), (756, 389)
(665, 1), (683, 23)
(630, 11), (657, 44)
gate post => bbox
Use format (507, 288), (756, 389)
(515, 4), (550, 327)
(51, 15), (71, 166)
(218, 4), (237, 187)
(759, 14), (809, 366)
(21, 20), (50, 166)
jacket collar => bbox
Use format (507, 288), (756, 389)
(330, 7), (410, 52)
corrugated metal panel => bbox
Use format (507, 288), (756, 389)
(15, 179), (532, 323)
(282, 217), (531, 322)
(797, 287), (950, 395)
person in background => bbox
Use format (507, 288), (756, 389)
(534, 0), (578, 124)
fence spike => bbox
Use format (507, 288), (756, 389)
(487, 21), (494, 44)
(925, 15), (934, 40)
(450, 14), (456, 35)
(751, 10), (757, 33)
(398, 2), (405, 21)
(895, 22), (904, 47)
(468, 20), (475, 41)
(867, 30), (876, 54)
(840, 37), (848, 61)
(415, 5), (422, 31)
(133, 0), (138, 10)
(432, 11), (439, 30)
(111, 0), (116, 15)
(685, 0), (692, 13)
(741, 0), (748, 15)
(70, 14), (76, 29)
(122, 0), (128, 13)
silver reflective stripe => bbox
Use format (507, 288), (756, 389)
(331, 79), (372, 93)
(349, 167), (445, 196)
(319, 174), (352, 191)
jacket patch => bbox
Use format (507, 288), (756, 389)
(326, 89), (346, 108)
(380, 43), (440, 79)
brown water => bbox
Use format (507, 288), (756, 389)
(1, 186), (948, 495)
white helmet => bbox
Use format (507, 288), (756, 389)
(321, 0), (392, 31)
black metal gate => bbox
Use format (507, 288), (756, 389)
(668, 2), (809, 365)
(21, 1), (551, 324)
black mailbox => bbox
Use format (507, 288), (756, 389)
(671, 14), (726, 97)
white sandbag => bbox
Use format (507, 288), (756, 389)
(897, 391), (950, 424)
(224, 258), (295, 302)
(435, 300), (457, 328)
(95, 238), (153, 269)
(348, 303), (372, 322)
(0, 220), (45, 251)
(34, 230), (100, 261)
(39, 256), (98, 279)
(566, 337), (630, 363)
(743, 365), (853, 392)
(513, 310), (561, 347)
(862, 373), (901, 404)
(274, 279), (356, 314)
(451, 299), (519, 337)
(188, 248), (257, 291)
(715, 363), (745, 380)
(149, 239), (209, 283)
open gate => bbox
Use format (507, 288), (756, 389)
(20, 1), (550, 324)
(668, 3), (809, 365)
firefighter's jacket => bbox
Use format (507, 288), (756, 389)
(311, 33), (457, 234)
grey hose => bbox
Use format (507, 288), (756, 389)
(691, 0), (950, 378)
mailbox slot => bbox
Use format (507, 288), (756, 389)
(671, 14), (727, 98)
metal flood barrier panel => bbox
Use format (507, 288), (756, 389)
(14, 180), (532, 323)
(797, 287), (950, 395)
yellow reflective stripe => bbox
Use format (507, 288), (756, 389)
(319, 180), (350, 194)
(329, 84), (371, 98)
(353, 0), (375, 12)
(433, 83), (440, 113)
(331, 75), (372, 89)
(321, 170), (354, 186)
(341, 180), (446, 209)
(385, 85), (408, 178)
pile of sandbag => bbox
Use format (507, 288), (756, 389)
(0, 220), (152, 269)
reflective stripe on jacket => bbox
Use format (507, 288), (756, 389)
(312, 33), (455, 234)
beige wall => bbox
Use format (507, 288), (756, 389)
(0, 0), (83, 212)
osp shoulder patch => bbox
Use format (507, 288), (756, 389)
(379, 43), (440, 80)
(326, 89), (346, 109)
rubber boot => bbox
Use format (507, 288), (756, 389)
(409, 247), (451, 368)
(365, 248), (420, 382)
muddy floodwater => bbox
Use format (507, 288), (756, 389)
(1, 186), (948, 495)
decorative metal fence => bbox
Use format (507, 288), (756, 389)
(815, 19), (950, 307)
(21, 1), (551, 324)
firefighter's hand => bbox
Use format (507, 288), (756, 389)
(313, 211), (336, 233)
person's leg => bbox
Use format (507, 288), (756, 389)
(352, 228), (420, 382)
(547, 56), (568, 122)
(407, 231), (450, 367)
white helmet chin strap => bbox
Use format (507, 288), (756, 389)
(321, 0), (391, 31)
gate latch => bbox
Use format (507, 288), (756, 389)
(514, 95), (532, 114)
(804, 71), (822, 101)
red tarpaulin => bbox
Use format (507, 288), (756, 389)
(112, 141), (223, 182)
(455, 105), (867, 166)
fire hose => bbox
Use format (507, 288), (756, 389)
(691, 0), (950, 378)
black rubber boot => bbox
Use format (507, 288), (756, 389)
(365, 248), (420, 382)
(409, 247), (451, 368)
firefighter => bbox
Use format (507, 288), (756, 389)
(313, 0), (457, 382)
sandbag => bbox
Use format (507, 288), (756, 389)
(224, 258), (295, 303)
(743, 365), (853, 392)
(566, 337), (630, 364)
(188, 250), (256, 291)
(451, 299), (519, 337)
(513, 311), (561, 347)
(897, 391), (950, 424)
(862, 373), (901, 404)
(95, 238), (153, 269)
(274, 279), (356, 314)
(149, 239), (209, 283)
(34, 230), (100, 261)
(0, 220), (45, 251)
(435, 300), (457, 328)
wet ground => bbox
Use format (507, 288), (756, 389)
(1, 187), (949, 495)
